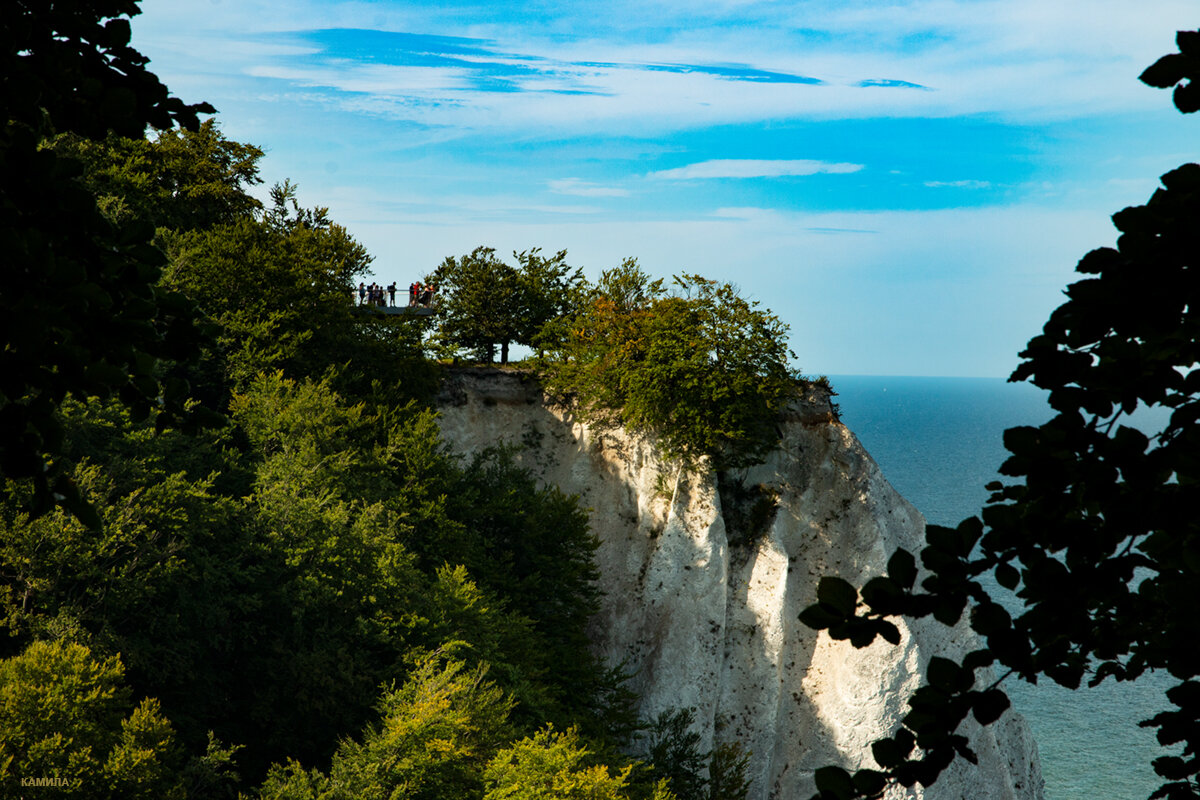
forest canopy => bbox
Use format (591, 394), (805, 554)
(1, 4), (777, 798)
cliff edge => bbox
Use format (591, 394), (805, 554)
(436, 367), (1043, 800)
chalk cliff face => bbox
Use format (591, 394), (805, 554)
(436, 368), (1043, 800)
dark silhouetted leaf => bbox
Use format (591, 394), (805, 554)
(817, 577), (859, 616)
(814, 766), (856, 799)
(888, 549), (918, 590)
(972, 689), (1011, 725)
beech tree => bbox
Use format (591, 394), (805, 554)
(257, 659), (515, 800)
(482, 725), (674, 800)
(540, 262), (799, 468)
(517, 248), (586, 357)
(800, 31), (1200, 800)
(430, 247), (526, 364)
(429, 247), (584, 364)
(51, 120), (265, 232)
(0, 641), (182, 799)
(1, 0), (216, 522)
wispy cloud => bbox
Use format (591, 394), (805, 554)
(857, 78), (931, 90)
(129, 0), (1196, 381)
(651, 159), (864, 179)
(272, 29), (822, 97)
(138, 0), (1198, 135)
(548, 179), (630, 197)
(924, 179), (992, 188)
(579, 59), (822, 85)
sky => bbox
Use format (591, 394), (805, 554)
(131, 0), (1197, 377)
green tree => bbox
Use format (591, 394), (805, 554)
(483, 725), (653, 800)
(0, 396), (267, 779)
(257, 658), (514, 800)
(59, 127), (435, 408)
(641, 709), (752, 800)
(431, 247), (526, 364)
(800, 30), (1200, 800)
(540, 264), (800, 469)
(644, 710), (707, 800)
(162, 181), (374, 393)
(537, 260), (665, 422)
(1, 361), (634, 785)
(404, 446), (636, 739)
(224, 371), (440, 772)
(51, 121), (264, 231)
(706, 740), (752, 800)
(516, 248), (586, 357)
(0, 640), (182, 800)
(1, 0), (215, 521)
(430, 246), (584, 364)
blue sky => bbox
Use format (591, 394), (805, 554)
(132, 0), (1196, 377)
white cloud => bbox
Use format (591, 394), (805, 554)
(924, 180), (992, 188)
(134, 0), (1199, 135)
(650, 159), (864, 179)
(548, 179), (630, 197)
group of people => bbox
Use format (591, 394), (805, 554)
(408, 281), (436, 306)
(358, 282), (396, 307)
(356, 281), (438, 308)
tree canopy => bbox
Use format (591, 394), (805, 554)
(1, 0), (215, 522)
(2, 18), (726, 792)
(429, 246), (584, 364)
(801, 30), (1200, 800)
(539, 261), (800, 469)
(52, 120), (265, 231)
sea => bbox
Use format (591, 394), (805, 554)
(827, 375), (1177, 800)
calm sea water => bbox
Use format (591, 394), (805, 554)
(828, 375), (1175, 800)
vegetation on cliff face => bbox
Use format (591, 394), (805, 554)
(536, 261), (802, 470)
(425, 250), (803, 470)
(801, 31), (1200, 800)
(1, 5), (753, 798)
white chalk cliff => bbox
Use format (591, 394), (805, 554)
(436, 368), (1043, 800)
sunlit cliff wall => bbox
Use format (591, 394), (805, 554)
(436, 368), (1043, 800)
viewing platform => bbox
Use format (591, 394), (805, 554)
(356, 281), (437, 316)
(356, 304), (435, 317)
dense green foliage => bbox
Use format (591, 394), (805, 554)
(428, 249), (801, 470)
(257, 658), (516, 800)
(53, 120), (265, 231)
(0, 365), (640, 791)
(801, 30), (1200, 800)
(2, 7), (751, 799)
(1, 0), (215, 522)
(539, 262), (800, 469)
(429, 246), (584, 364)
(482, 725), (656, 800)
(0, 640), (182, 799)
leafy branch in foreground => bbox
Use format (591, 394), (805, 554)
(801, 29), (1200, 800)
(1, 0), (217, 523)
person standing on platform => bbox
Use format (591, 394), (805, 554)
(387, 282), (397, 306)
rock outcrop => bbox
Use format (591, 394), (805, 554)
(436, 368), (1043, 800)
